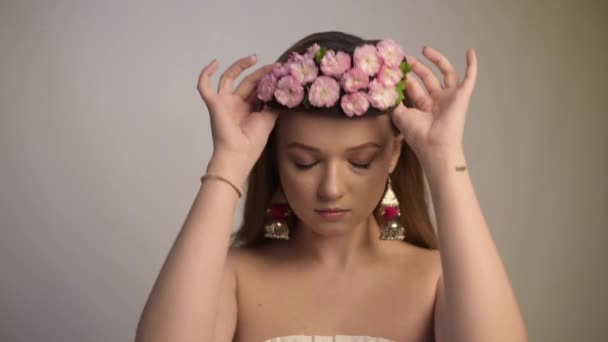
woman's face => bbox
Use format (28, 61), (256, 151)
(275, 111), (403, 236)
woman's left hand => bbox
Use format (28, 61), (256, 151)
(391, 46), (478, 163)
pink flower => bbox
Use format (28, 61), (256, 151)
(289, 57), (318, 84)
(353, 44), (381, 77)
(308, 76), (340, 108)
(288, 51), (305, 63)
(320, 50), (351, 77)
(257, 73), (278, 102)
(377, 64), (404, 88)
(340, 67), (370, 93)
(305, 43), (321, 59)
(271, 63), (290, 78)
(274, 75), (304, 108)
(340, 92), (370, 117)
(368, 79), (399, 110)
(377, 39), (405, 68)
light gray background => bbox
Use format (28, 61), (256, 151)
(1, 0), (606, 341)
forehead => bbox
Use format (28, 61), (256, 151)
(276, 111), (393, 149)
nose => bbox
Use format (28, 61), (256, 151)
(317, 161), (345, 202)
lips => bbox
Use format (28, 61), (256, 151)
(315, 208), (348, 213)
(315, 209), (349, 221)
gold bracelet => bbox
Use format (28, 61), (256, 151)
(200, 174), (243, 198)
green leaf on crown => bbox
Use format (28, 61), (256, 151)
(396, 79), (406, 92)
(395, 89), (405, 106)
(400, 61), (411, 75)
(315, 47), (328, 65)
(395, 79), (407, 105)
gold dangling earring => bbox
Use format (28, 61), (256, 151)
(263, 188), (291, 240)
(377, 176), (405, 240)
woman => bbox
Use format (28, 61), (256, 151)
(135, 31), (528, 342)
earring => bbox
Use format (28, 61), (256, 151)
(377, 177), (405, 240)
(263, 188), (291, 240)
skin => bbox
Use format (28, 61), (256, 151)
(273, 110), (405, 271)
(225, 47), (526, 342)
(135, 45), (527, 342)
(229, 112), (443, 342)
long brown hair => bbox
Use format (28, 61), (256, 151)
(230, 31), (438, 250)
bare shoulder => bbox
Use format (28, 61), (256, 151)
(226, 245), (252, 269)
(227, 244), (269, 261)
(390, 242), (442, 281)
(409, 244), (442, 288)
(410, 244), (441, 270)
(392, 241), (440, 265)
(225, 243), (279, 272)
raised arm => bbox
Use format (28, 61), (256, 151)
(425, 151), (528, 342)
(135, 55), (278, 342)
(391, 47), (528, 342)
(134, 155), (243, 342)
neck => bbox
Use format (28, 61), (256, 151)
(289, 215), (387, 271)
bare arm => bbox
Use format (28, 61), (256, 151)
(133, 52), (278, 342)
(389, 47), (527, 342)
(134, 155), (245, 342)
(426, 152), (528, 342)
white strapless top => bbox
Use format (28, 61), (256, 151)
(263, 335), (396, 342)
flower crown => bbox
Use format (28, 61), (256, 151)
(256, 39), (411, 117)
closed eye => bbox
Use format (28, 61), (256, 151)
(294, 162), (318, 170)
(294, 161), (372, 170)
(350, 161), (372, 169)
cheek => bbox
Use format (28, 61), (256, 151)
(277, 159), (312, 204)
(353, 172), (388, 213)
(280, 172), (308, 198)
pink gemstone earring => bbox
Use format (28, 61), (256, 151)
(264, 189), (291, 240)
(377, 177), (405, 240)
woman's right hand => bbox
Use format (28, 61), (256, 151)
(197, 55), (279, 180)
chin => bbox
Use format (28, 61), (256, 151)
(301, 217), (353, 235)
(309, 227), (351, 237)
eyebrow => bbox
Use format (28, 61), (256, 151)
(286, 141), (382, 152)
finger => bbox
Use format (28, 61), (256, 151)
(218, 54), (258, 94)
(242, 88), (262, 114)
(391, 103), (425, 143)
(242, 106), (279, 139)
(404, 74), (433, 111)
(197, 59), (220, 103)
(234, 62), (279, 100)
(422, 46), (459, 88)
(460, 48), (478, 95)
(406, 54), (443, 94)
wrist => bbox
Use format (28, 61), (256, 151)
(206, 153), (250, 190)
(419, 148), (468, 176)
(200, 174), (243, 198)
